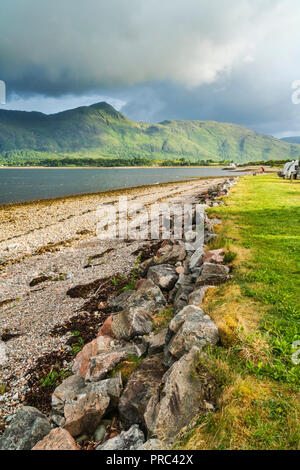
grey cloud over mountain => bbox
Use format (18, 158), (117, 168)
(1, 0), (300, 135)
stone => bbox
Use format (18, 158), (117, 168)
(196, 263), (230, 286)
(110, 284), (166, 341)
(148, 265), (178, 290)
(189, 247), (204, 271)
(148, 329), (168, 355)
(173, 276), (195, 314)
(138, 258), (154, 277)
(72, 335), (115, 377)
(64, 384), (110, 437)
(118, 355), (165, 430)
(108, 290), (135, 311)
(203, 249), (225, 264)
(32, 428), (79, 450)
(176, 266), (185, 274)
(94, 374), (123, 408)
(163, 305), (219, 367)
(96, 424), (144, 450)
(137, 439), (166, 450)
(52, 375), (122, 437)
(51, 414), (65, 427)
(72, 334), (142, 382)
(122, 282), (166, 311)
(111, 310), (154, 341)
(144, 347), (211, 440)
(154, 244), (186, 266)
(0, 406), (51, 450)
(97, 315), (114, 338)
(52, 375), (85, 416)
(188, 287), (209, 307)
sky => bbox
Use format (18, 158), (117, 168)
(1, 0), (300, 137)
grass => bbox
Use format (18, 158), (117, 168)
(69, 330), (85, 356)
(109, 354), (143, 384)
(176, 175), (300, 450)
(39, 369), (72, 388)
(152, 306), (174, 332)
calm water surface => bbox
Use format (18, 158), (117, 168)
(0, 167), (245, 205)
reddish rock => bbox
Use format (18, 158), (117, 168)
(73, 334), (142, 382)
(176, 266), (185, 274)
(98, 315), (114, 338)
(135, 279), (144, 290)
(84, 349), (131, 382)
(32, 428), (79, 450)
(203, 249), (225, 264)
(72, 335), (113, 378)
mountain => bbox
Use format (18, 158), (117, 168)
(281, 136), (300, 145)
(1, 102), (300, 165)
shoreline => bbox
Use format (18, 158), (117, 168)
(0, 177), (232, 265)
(0, 175), (227, 209)
(0, 176), (234, 432)
(0, 165), (228, 170)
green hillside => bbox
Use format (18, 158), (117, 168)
(281, 136), (300, 145)
(0, 102), (299, 165)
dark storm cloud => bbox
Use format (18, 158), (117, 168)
(1, 0), (300, 135)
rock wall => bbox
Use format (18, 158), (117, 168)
(0, 178), (238, 451)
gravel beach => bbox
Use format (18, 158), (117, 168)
(0, 177), (226, 428)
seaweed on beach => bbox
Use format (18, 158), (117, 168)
(24, 350), (71, 414)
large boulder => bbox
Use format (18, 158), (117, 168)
(32, 428), (79, 450)
(64, 389), (110, 437)
(148, 329), (168, 356)
(52, 375), (122, 437)
(52, 375), (85, 416)
(144, 347), (211, 440)
(108, 290), (135, 312)
(203, 249), (225, 264)
(96, 424), (144, 450)
(188, 287), (209, 307)
(72, 335), (143, 381)
(172, 275), (195, 314)
(72, 335), (115, 377)
(115, 281), (166, 313)
(147, 265), (178, 290)
(154, 244), (186, 265)
(110, 282), (166, 341)
(196, 263), (230, 286)
(0, 406), (51, 450)
(111, 309), (154, 341)
(163, 305), (219, 367)
(118, 355), (165, 430)
(189, 247), (204, 271)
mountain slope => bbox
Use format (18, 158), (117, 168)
(0, 102), (299, 164)
(281, 136), (300, 145)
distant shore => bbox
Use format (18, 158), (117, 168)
(0, 165), (227, 169)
